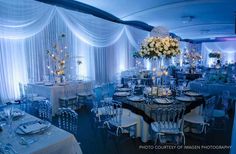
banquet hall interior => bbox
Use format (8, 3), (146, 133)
(0, 0), (236, 154)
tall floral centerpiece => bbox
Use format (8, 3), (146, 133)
(183, 49), (202, 73)
(139, 36), (180, 72)
(139, 36), (180, 59)
(138, 35), (180, 85)
(46, 34), (82, 83)
(47, 34), (69, 83)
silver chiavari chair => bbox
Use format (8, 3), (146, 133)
(151, 103), (186, 145)
(57, 108), (78, 136)
(38, 99), (52, 121)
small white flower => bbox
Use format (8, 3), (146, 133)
(164, 46), (168, 50)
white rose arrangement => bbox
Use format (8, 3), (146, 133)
(139, 36), (181, 59)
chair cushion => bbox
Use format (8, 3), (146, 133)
(109, 115), (137, 128)
(213, 109), (225, 118)
(77, 92), (93, 97)
(184, 113), (205, 124)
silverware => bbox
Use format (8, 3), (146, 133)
(5, 143), (17, 154)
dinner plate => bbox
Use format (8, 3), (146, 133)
(176, 96), (196, 102)
(35, 82), (44, 85)
(116, 88), (131, 92)
(16, 120), (51, 135)
(58, 83), (69, 86)
(30, 96), (46, 102)
(113, 92), (130, 97)
(185, 91), (202, 97)
(154, 98), (174, 104)
(44, 82), (53, 86)
(127, 96), (145, 102)
(116, 84), (123, 88)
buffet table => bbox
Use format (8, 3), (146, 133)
(189, 80), (236, 96)
(0, 112), (82, 154)
(28, 81), (92, 115)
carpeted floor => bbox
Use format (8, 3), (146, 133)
(16, 102), (233, 154)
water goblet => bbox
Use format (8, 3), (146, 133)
(137, 79), (141, 85)
(3, 105), (14, 138)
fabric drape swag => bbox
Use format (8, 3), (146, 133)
(0, 0), (148, 102)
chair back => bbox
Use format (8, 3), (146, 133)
(57, 108), (78, 134)
(93, 86), (104, 104)
(107, 82), (116, 97)
(103, 101), (123, 136)
(38, 99), (52, 121)
(106, 101), (122, 125)
(217, 91), (230, 110)
(151, 103), (186, 132)
(63, 84), (77, 97)
(204, 96), (216, 121)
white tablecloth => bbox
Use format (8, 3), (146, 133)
(189, 81), (236, 96)
(97, 108), (150, 142)
(0, 112), (82, 154)
(28, 81), (92, 115)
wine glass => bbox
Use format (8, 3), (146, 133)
(3, 105), (14, 138)
(179, 85), (183, 96)
(127, 81), (132, 88)
(137, 79), (141, 85)
(131, 83), (136, 95)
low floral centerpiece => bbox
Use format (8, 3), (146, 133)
(209, 52), (221, 59)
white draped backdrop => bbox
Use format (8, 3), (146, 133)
(201, 41), (236, 66)
(0, 0), (148, 102)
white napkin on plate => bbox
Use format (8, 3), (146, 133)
(19, 122), (46, 134)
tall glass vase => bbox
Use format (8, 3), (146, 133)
(159, 56), (170, 87)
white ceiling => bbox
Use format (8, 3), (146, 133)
(75, 0), (236, 40)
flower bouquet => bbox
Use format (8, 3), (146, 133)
(209, 52), (221, 59)
(138, 36), (180, 59)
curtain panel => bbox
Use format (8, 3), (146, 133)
(0, 0), (148, 102)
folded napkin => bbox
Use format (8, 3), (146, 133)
(114, 92), (129, 96)
(155, 98), (167, 103)
(19, 122), (47, 134)
(186, 91), (200, 96)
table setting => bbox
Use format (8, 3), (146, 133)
(27, 81), (93, 115)
(116, 87), (132, 92)
(0, 105), (82, 154)
(175, 96), (196, 102)
(184, 91), (202, 97)
(127, 96), (145, 102)
(153, 98), (174, 104)
(113, 92), (131, 97)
